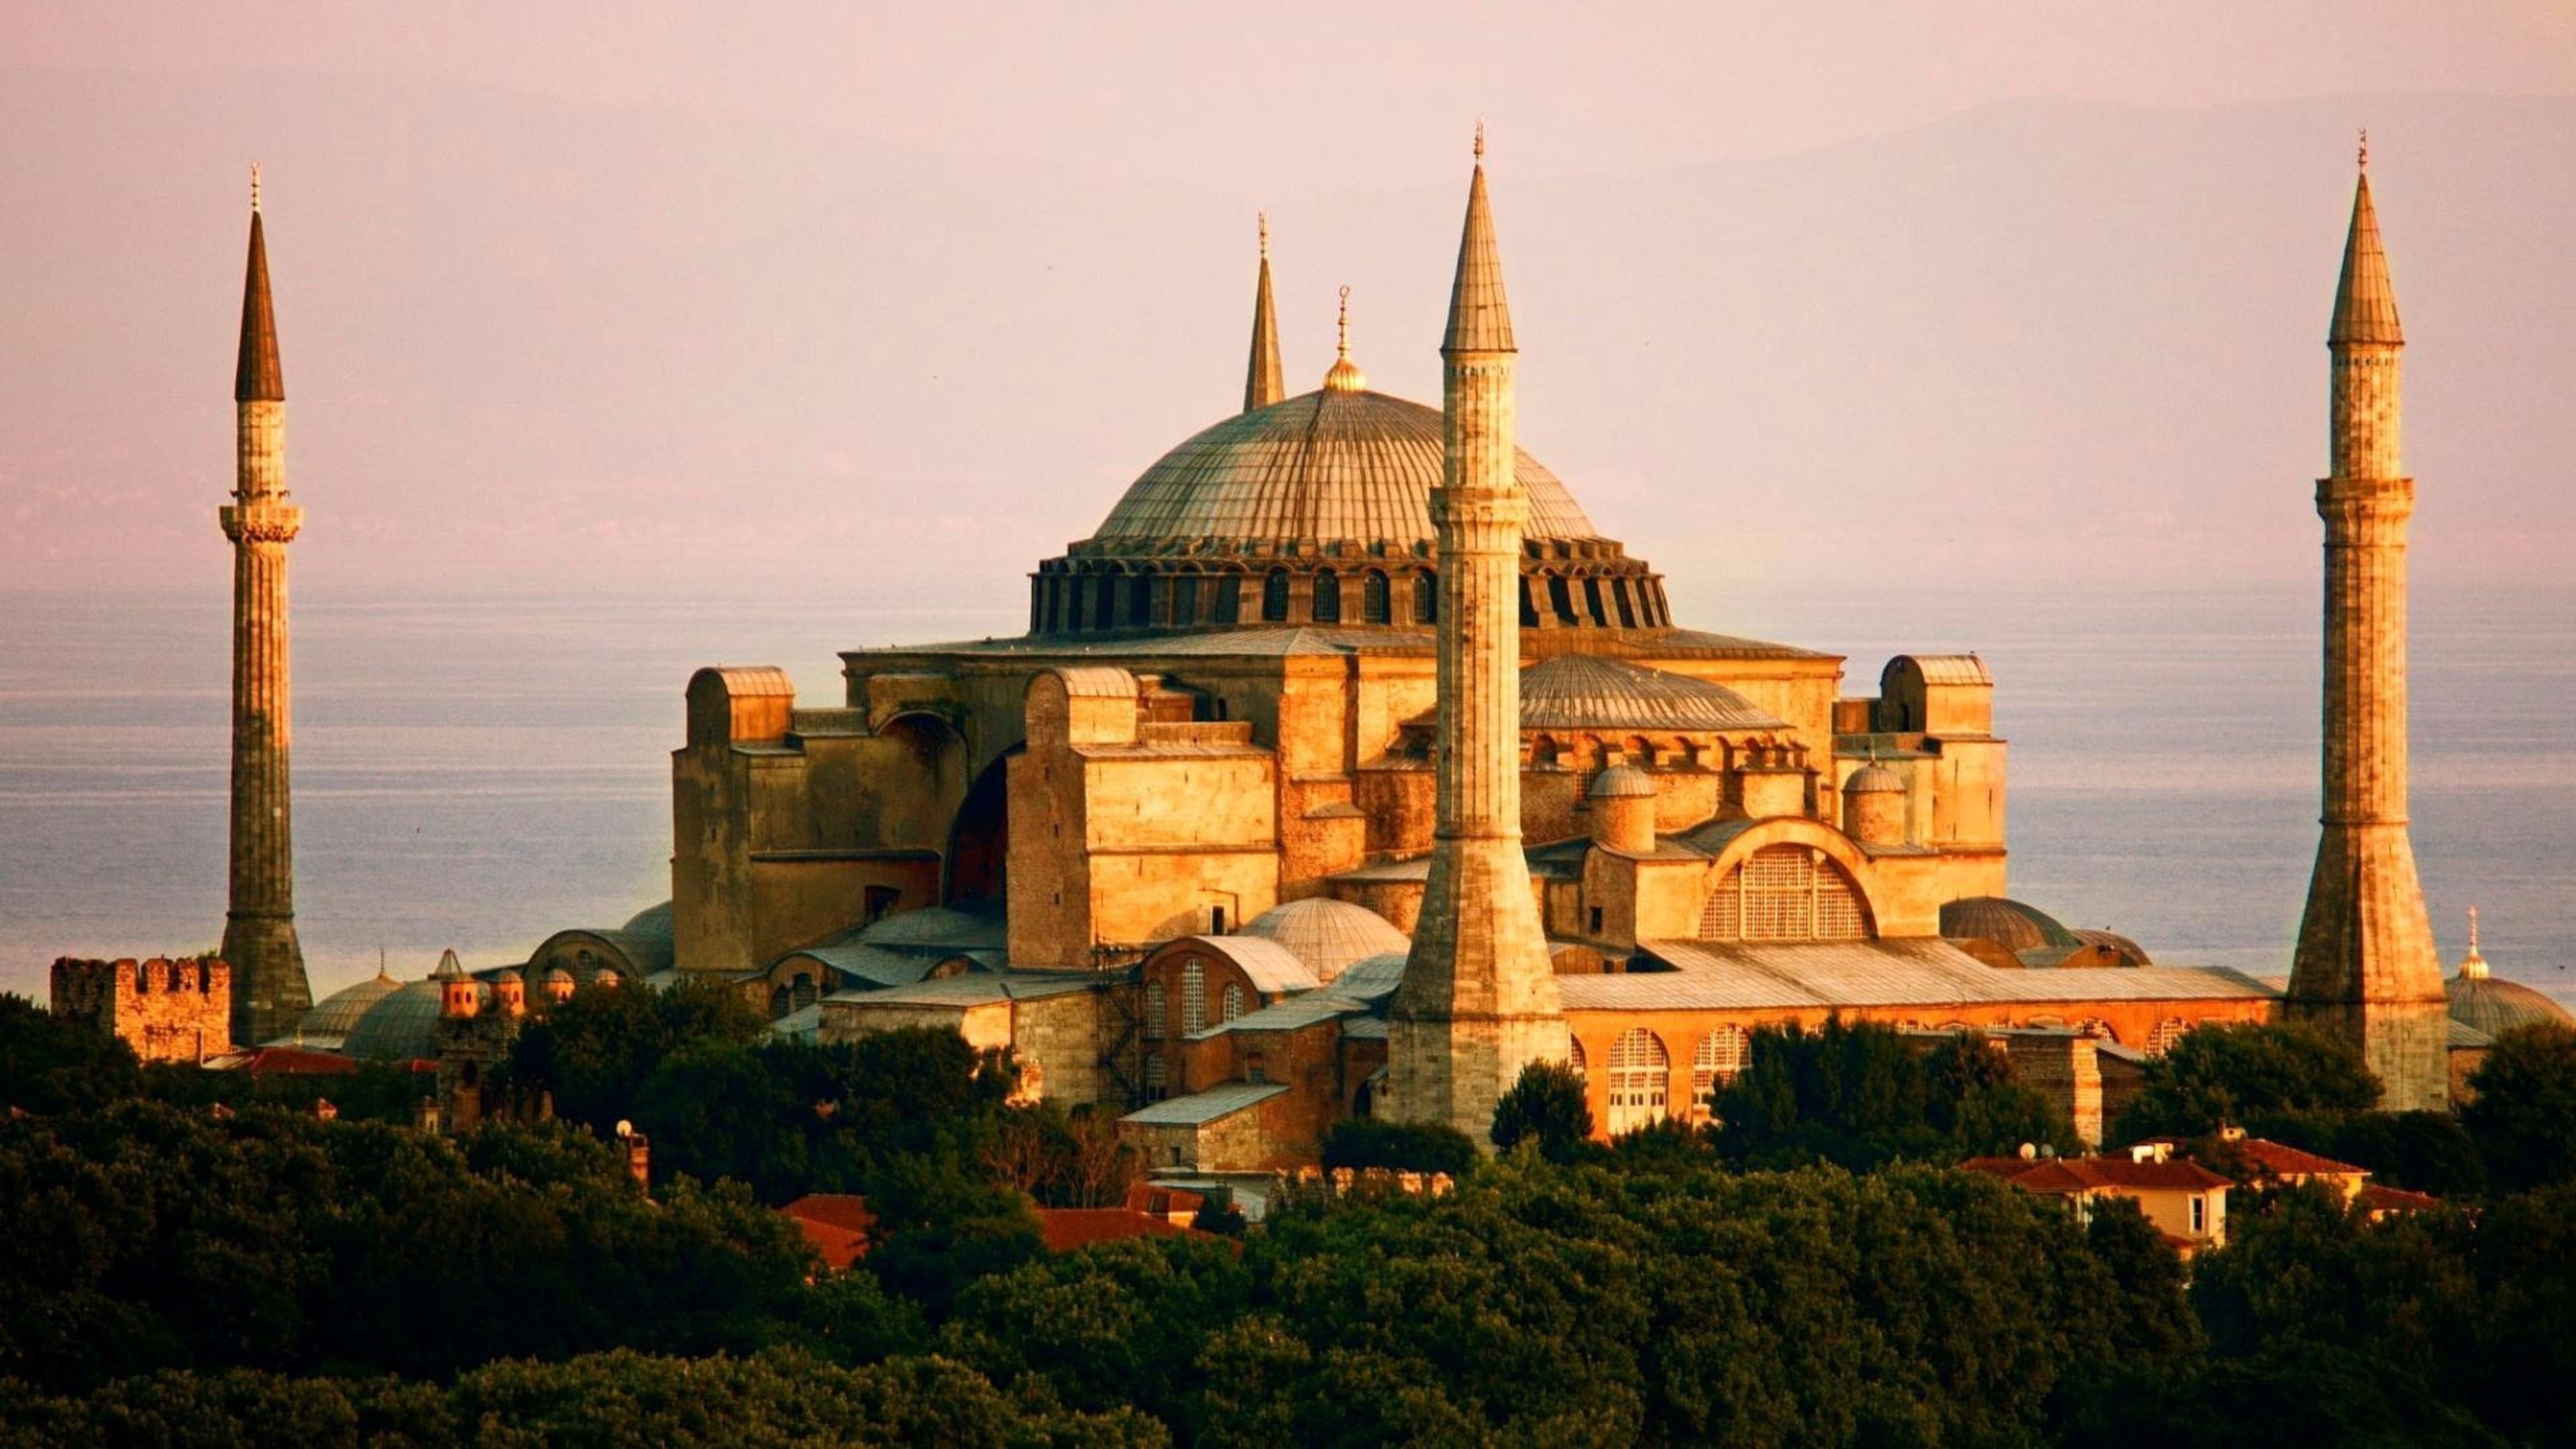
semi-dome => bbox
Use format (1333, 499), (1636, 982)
(1940, 896), (2082, 955)
(292, 967), (403, 1046)
(1238, 897), (1410, 983)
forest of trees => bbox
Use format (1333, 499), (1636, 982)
(3, 992), (2573, 1446)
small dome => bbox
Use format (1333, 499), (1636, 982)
(296, 968), (403, 1043)
(1238, 898), (1410, 983)
(1940, 896), (2082, 954)
(2448, 974), (2572, 1039)
(1843, 764), (1904, 795)
(1589, 765), (1655, 800)
(488, 965), (524, 985)
(543, 964), (576, 984)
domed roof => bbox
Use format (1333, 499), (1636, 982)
(294, 968), (404, 1044)
(1238, 898), (1410, 983)
(1843, 763), (1904, 795)
(1082, 387), (1599, 553)
(343, 977), (485, 1062)
(2449, 973), (2572, 1038)
(1940, 896), (2082, 954)
(1518, 655), (1788, 733)
(1588, 765), (1656, 799)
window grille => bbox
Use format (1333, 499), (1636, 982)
(1698, 845), (1869, 941)
(1413, 573), (1437, 623)
(1222, 982), (1244, 1022)
(1262, 570), (1290, 622)
(2149, 1018), (2190, 1055)
(1181, 960), (1205, 1034)
(1689, 1026), (1749, 1118)
(1606, 1028), (1670, 1134)
(1144, 1054), (1167, 1100)
(1143, 981), (1167, 1040)
(1362, 570), (1391, 623)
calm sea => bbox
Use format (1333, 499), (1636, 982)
(2, 584), (2569, 1013)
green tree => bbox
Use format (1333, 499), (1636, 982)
(496, 975), (765, 1130)
(0, 993), (142, 1113)
(2460, 1022), (2576, 1193)
(1319, 1118), (1481, 1176)
(2111, 1021), (2379, 1142)
(1489, 1059), (1592, 1161)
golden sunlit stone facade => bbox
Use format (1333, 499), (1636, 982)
(610, 142), (2381, 1159)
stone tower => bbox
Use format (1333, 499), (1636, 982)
(218, 168), (312, 1046)
(1387, 134), (1568, 1142)
(1244, 212), (1285, 411)
(2286, 145), (2447, 1112)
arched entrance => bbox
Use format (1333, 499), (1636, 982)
(945, 749), (1016, 905)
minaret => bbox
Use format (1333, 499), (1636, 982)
(1388, 129), (1567, 1142)
(218, 165), (312, 1046)
(2286, 136), (2447, 1112)
(1244, 211), (1285, 411)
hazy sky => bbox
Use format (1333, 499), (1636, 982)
(7, 3), (2575, 610)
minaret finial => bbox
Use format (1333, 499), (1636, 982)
(1323, 284), (1366, 392)
(2357, 127), (2369, 171)
(1258, 209), (1269, 260)
(1243, 210), (1285, 411)
(250, 162), (262, 213)
(1474, 119), (1486, 163)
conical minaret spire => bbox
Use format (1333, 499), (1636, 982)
(218, 165), (311, 1045)
(1389, 127), (1568, 1143)
(2286, 142), (2445, 1112)
(1244, 212), (1285, 411)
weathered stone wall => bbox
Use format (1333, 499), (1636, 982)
(50, 957), (234, 1063)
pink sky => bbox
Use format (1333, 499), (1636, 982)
(5, 3), (2575, 606)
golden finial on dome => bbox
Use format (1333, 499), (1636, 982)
(2459, 906), (2489, 979)
(1323, 284), (1366, 392)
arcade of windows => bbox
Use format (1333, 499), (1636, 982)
(1028, 559), (1673, 635)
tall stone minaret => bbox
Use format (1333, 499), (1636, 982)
(1388, 131), (1567, 1142)
(1244, 211), (1285, 411)
(218, 166), (312, 1046)
(2286, 139), (2447, 1112)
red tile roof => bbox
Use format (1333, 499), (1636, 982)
(210, 1046), (360, 1076)
(1034, 1207), (1209, 1253)
(2358, 1183), (2441, 1215)
(2142, 1135), (2364, 1181)
(1123, 1183), (1208, 1219)
(777, 1193), (877, 1271)
(1962, 1155), (2231, 1193)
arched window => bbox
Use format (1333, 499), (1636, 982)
(1142, 981), (1167, 1040)
(2149, 1018), (2190, 1055)
(1182, 959), (1206, 1034)
(1313, 568), (1341, 623)
(1261, 570), (1291, 623)
(1144, 1054), (1167, 1101)
(1214, 574), (1242, 625)
(1413, 572), (1437, 624)
(1583, 578), (1610, 627)
(1093, 574), (1118, 632)
(1699, 845), (1871, 941)
(1613, 579), (1638, 629)
(1362, 570), (1391, 623)
(1568, 1036), (1588, 1071)
(1689, 1026), (1750, 1118)
(1174, 573), (1200, 625)
(769, 984), (791, 1020)
(1607, 1028), (1670, 1135)
(2076, 1018), (2116, 1043)
(792, 976), (818, 1012)
(1127, 574), (1155, 627)
(1222, 981), (1246, 1022)
(1548, 575), (1578, 625)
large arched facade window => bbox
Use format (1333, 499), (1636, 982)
(1699, 844), (1871, 941)
(1181, 959), (1207, 1034)
(1261, 570), (1291, 623)
(1690, 1026), (1750, 1119)
(1606, 1028), (1670, 1135)
(1222, 982), (1245, 1022)
(1143, 981), (1167, 1040)
(1312, 568), (1341, 623)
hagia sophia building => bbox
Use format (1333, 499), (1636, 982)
(111, 135), (2567, 1170)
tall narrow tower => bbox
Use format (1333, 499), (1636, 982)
(1244, 211), (1285, 411)
(2286, 140), (2447, 1112)
(218, 166), (312, 1045)
(1388, 131), (1567, 1142)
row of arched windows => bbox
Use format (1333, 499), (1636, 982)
(1575, 1026), (1756, 1135)
(1032, 562), (1672, 635)
(1140, 960), (1246, 1042)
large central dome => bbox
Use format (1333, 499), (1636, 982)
(1085, 387), (1601, 551)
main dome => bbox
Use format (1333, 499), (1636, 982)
(1085, 387), (1601, 551)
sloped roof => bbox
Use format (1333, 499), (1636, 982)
(1034, 1208), (1213, 1252)
(1585, 938), (2274, 1013)
(857, 903), (1009, 953)
(835, 973), (1099, 1010)
(2332, 172), (2403, 345)
(1121, 1081), (1289, 1126)
(1181, 936), (1323, 996)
